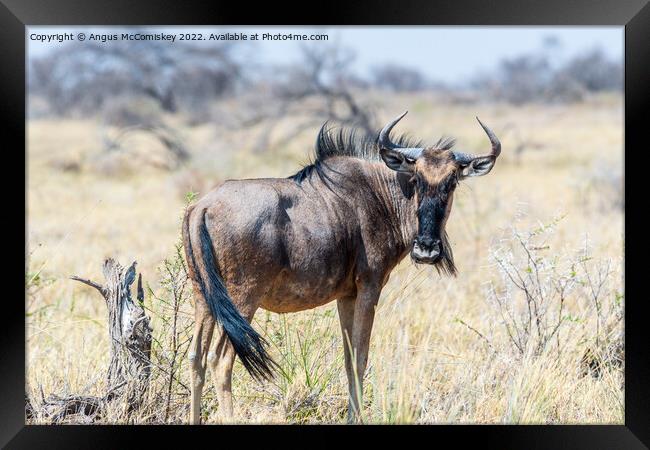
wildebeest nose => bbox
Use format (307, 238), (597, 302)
(412, 237), (441, 264)
(416, 237), (440, 251)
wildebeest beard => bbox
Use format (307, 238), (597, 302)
(411, 230), (457, 277)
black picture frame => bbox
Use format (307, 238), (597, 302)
(4, 0), (648, 447)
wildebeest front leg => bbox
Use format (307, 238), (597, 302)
(347, 283), (380, 423)
(337, 295), (356, 419)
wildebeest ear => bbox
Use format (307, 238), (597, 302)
(459, 156), (496, 178)
(380, 148), (416, 173)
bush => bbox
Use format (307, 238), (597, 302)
(140, 240), (195, 423)
(483, 216), (622, 368)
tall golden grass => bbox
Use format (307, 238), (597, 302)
(26, 93), (623, 424)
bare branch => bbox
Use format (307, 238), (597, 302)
(70, 276), (106, 297)
(456, 318), (494, 349)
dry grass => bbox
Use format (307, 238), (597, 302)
(26, 92), (623, 424)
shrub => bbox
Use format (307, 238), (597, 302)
(484, 216), (622, 368)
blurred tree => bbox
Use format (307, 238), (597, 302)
(227, 43), (377, 152)
(495, 54), (552, 105)
(556, 48), (622, 92)
(29, 37), (243, 117)
(371, 64), (428, 92)
(273, 43), (375, 133)
(469, 40), (621, 104)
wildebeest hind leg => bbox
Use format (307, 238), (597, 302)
(189, 297), (215, 425)
(207, 294), (260, 422)
(208, 326), (236, 421)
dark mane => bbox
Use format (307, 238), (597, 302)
(289, 122), (455, 185)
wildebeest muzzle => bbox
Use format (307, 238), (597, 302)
(411, 237), (441, 264)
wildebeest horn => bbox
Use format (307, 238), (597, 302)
(453, 117), (501, 164)
(378, 111), (424, 160)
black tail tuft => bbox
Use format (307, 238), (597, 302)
(188, 209), (278, 381)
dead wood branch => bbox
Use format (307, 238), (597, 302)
(27, 259), (152, 423)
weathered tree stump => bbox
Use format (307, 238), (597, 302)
(29, 259), (152, 423)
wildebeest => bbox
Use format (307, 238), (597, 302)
(183, 111), (501, 423)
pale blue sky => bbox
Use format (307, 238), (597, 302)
(28, 26), (622, 84)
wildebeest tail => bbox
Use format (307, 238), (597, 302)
(182, 207), (277, 381)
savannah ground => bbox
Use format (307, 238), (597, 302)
(26, 93), (624, 424)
